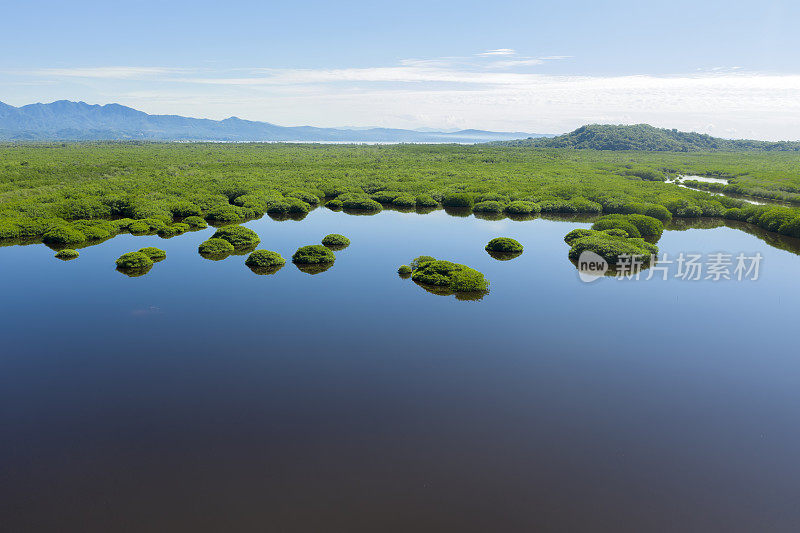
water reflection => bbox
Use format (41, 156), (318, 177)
(115, 264), (153, 277)
(247, 264), (284, 276)
(199, 251), (232, 261)
(487, 250), (523, 261)
(294, 262), (334, 275)
(412, 280), (488, 301)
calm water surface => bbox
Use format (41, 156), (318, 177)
(2, 209), (800, 532)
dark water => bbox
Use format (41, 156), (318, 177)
(2, 209), (800, 532)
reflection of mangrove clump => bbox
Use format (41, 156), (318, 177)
(248, 264), (284, 275)
(55, 249), (79, 260)
(116, 264), (153, 277)
(295, 262), (334, 275)
(245, 249), (286, 269)
(485, 237), (523, 253)
(397, 264), (413, 277)
(443, 206), (472, 218)
(321, 234), (350, 248)
(211, 225), (260, 248)
(565, 229), (658, 265)
(403, 256), (489, 297)
(487, 250), (522, 261)
(292, 245), (336, 264)
(138, 247), (166, 262)
(198, 238), (234, 260)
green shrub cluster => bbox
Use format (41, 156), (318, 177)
(138, 247), (166, 261)
(397, 264), (413, 277)
(245, 249), (286, 273)
(198, 238), (235, 258)
(115, 251), (154, 270)
(2, 143), (800, 255)
(182, 216), (208, 229)
(592, 214), (664, 240)
(211, 225), (260, 249)
(565, 229), (659, 265)
(54, 249), (79, 260)
(321, 233), (350, 247)
(406, 256), (489, 293)
(485, 237), (524, 253)
(292, 244), (336, 264)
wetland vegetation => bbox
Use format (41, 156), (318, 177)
(0, 142), (799, 266)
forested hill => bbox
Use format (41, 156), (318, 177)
(497, 124), (800, 152)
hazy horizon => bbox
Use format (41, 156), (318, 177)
(2, 0), (799, 141)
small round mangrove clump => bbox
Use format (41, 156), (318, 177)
(292, 244), (336, 264)
(182, 216), (208, 229)
(115, 251), (154, 270)
(411, 258), (489, 293)
(211, 225), (261, 249)
(55, 249), (79, 260)
(485, 237), (523, 253)
(245, 249), (286, 268)
(398, 265), (413, 277)
(138, 247), (166, 261)
(198, 238), (235, 255)
(321, 234), (350, 247)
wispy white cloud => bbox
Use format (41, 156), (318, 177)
(4, 54), (800, 140)
(478, 48), (516, 56)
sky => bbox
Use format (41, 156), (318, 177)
(2, 0), (800, 140)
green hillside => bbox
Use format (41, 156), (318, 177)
(501, 124), (800, 152)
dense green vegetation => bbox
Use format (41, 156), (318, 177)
(115, 251), (153, 270)
(565, 229), (659, 266)
(1, 143), (799, 256)
(591, 214), (664, 240)
(502, 124), (800, 152)
(198, 237), (235, 259)
(406, 256), (489, 294)
(210, 225), (260, 249)
(138, 247), (166, 261)
(54, 248), (79, 260)
(397, 264), (413, 277)
(245, 249), (285, 268)
(321, 233), (350, 247)
(292, 245), (336, 264)
(486, 237), (524, 253)
(245, 249), (285, 274)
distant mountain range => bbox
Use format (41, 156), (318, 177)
(496, 124), (800, 152)
(0, 100), (547, 143)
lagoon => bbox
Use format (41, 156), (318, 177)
(2, 208), (800, 531)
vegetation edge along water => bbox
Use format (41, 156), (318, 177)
(1, 142), (799, 254)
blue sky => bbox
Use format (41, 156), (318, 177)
(2, 0), (799, 139)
